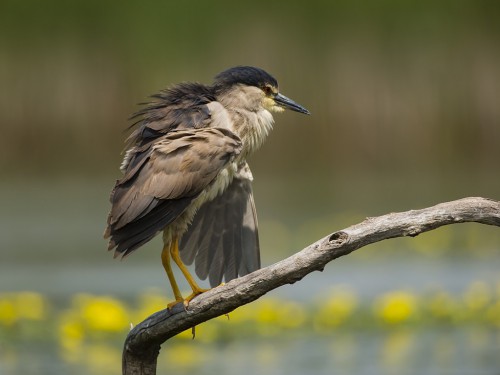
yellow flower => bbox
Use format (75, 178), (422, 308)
(75, 294), (129, 333)
(0, 295), (16, 326)
(58, 310), (85, 359)
(254, 299), (281, 325)
(0, 291), (48, 325)
(59, 313), (85, 342)
(255, 298), (306, 334)
(374, 291), (418, 324)
(314, 286), (358, 331)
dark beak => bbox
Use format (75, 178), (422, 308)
(274, 93), (310, 115)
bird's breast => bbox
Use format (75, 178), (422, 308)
(162, 162), (237, 246)
(229, 109), (274, 157)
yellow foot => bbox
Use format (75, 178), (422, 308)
(183, 287), (211, 307)
(167, 298), (185, 310)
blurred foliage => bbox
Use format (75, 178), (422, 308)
(1, 0), (499, 179)
(1, 281), (499, 343)
(1, 282), (500, 372)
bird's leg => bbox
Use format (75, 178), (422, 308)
(161, 243), (184, 308)
(170, 238), (209, 304)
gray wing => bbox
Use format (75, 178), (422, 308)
(126, 82), (216, 148)
(105, 127), (242, 257)
(180, 163), (260, 287)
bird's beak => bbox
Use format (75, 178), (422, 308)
(274, 93), (310, 115)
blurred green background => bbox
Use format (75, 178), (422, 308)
(1, 1), (499, 374)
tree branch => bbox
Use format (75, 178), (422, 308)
(122, 197), (500, 375)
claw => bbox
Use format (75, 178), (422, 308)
(183, 287), (210, 307)
(167, 298), (185, 310)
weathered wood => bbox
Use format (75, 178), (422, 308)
(122, 197), (500, 375)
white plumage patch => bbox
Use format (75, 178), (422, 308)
(120, 148), (135, 172)
(244, 109), (275, 154)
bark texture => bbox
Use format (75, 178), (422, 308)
(122, 197), (500, 375)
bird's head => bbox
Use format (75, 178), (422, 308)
(213, 66), (310, 115)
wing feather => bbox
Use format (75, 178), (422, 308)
(180, 163), (261, 287)
(105, 127), (242, 257)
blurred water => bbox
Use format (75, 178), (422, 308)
(1, 257), (500, 302)
(1, 177), (498, 300)
(0, 178), (499, 375)
(2, 328), (499, 375)
(159, 330), (500, 375)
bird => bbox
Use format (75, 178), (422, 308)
(104, 66), (309, 308)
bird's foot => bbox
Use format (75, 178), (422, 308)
(167, 298), (185, 310)
(167, 285), (215, 309)
(183, 287), (211, 307)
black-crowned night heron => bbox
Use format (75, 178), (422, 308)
(104, 66), (309, 307)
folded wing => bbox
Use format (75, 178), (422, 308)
(104, 127), (242, 257)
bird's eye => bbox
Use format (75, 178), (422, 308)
(263, 85), (273, 96)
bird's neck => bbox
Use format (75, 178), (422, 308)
(230, 108), (275, 157)
(216, 86), (275, 157)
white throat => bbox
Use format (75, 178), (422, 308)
(244, 109), (274, 154)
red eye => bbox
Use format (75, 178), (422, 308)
(263, 86), (273, 95)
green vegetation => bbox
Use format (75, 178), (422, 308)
(1, 283), (499, 373)
(1, 1), (499, 178)
(1, 281), (499, 343)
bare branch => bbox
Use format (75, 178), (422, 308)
(122, 197), (500, 374)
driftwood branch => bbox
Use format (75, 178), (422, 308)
(122, 197), (500, 375)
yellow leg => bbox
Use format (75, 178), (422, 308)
(170, 238), (209, 304)
(161, 244), (184, 308)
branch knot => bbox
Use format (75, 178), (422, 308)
(328, 231), (349, 245)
